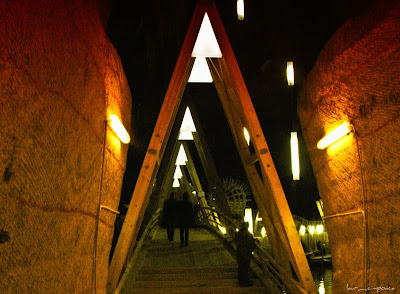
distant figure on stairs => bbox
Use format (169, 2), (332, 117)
(177, 192), (194, 247)
(163, 192), (177, 241)
(235, 221), (256, 287)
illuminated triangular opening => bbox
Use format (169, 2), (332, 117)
(192, 13), (222, 57)
(173, 165), (183, 179)
(180, 107), (196, 132)
(179, 131), (194, 140)
(188, 57), (213, 83)
(172, 178), (180, 188)
(175, 144), (188, 165)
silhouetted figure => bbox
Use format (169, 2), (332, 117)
(163, 193), (177, 241)
(177, 192), (194, 247)
(235, 221), (256, 286)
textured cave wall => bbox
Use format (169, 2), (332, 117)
(298, 1), (400, 292)
(0, 0), (131, 293)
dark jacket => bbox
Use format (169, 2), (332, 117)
(163, 197), (177, 225)
(236, 227), (256, 260)
(177, 199), (194, 226)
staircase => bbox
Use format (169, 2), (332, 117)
(118, 228), (268, 293)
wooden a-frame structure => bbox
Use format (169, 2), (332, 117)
(108, 1), (317, 293)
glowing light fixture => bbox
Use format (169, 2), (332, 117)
(309, 225), (315, 235)
(290, 132), (300, 180)
(261, 227), (266, 237)
(316, 200), (324, 218)
(175, 144), (188, 165)
(317, 122), (353, 149)
(192, 13), (222, 57)
(109, 114), (130, 144)
(318, 280), (326, 294)
(237, 0), (244, 20)
(173, 166), (183, 179)
(299, 225), (306, 236)
(220, 227), (227, 234)
(172, 178), (180, 188)
(188, 57), (213, 83)
(243, 127), (250, 146)
(316, 224), (324, 234)
(244, 208), (253, 234)
(286, 61), (294, 86)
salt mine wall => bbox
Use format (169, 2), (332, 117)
(298, 1), (400, 292)
(0, 0), (131, 293)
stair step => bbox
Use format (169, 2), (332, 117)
(126, 285), (266, 294)
(138, 266), (236, 275)
(132, 278), (238, 288)
(136, 271), (236, 281)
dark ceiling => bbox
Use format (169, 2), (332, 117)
(106, 0), (373, 219)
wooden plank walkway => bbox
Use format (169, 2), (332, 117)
(117, 227), (271, 293)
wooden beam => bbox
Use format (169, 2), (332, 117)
(205, 4), (317, 291)
(191, 108), (232, 219)
(209, 59), (292, 275)
(107, 3), (205, 290)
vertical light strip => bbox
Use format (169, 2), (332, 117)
(243, 127), (250, 146)
(244, 208), (253, 234)
(237, 0), (244, 20)
(291, 132), (300, 180)
(287, 61), (294, 86)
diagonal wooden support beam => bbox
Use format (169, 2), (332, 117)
(204, 5), (317, 290)
(191, 108), (233, 220)
(142, 105), (189, 227)
(182, 142), (203, 194)
(107, 6), (204, 291)
(209, 58), (292, 275)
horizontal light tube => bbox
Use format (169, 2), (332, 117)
(317, 122), (352, 149)
(109, 114), (130, 144)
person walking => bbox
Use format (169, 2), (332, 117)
(235, 221), (256, 286)
(163, 192), (177, 241)
(177, 192), (194, 247)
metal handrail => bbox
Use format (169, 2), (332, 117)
(196, 206), (309, 294)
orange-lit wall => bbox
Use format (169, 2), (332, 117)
(298, 1), (400, 292)
(0, 0), (131, 293)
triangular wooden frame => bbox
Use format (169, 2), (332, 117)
(108, 1), (317, 293)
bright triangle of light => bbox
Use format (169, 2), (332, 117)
(176, 144), (188, 165)
(180, 107), (196, 132)
(173, 178), (180, 188)
(174, 165), (183, 179)
(179, 131), (194, 140)
(192, 13), (222, 57)
(188, 57), (213, 83)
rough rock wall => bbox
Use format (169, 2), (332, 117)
(0, 0), (131, 293)
(298, 1), (400, 292)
